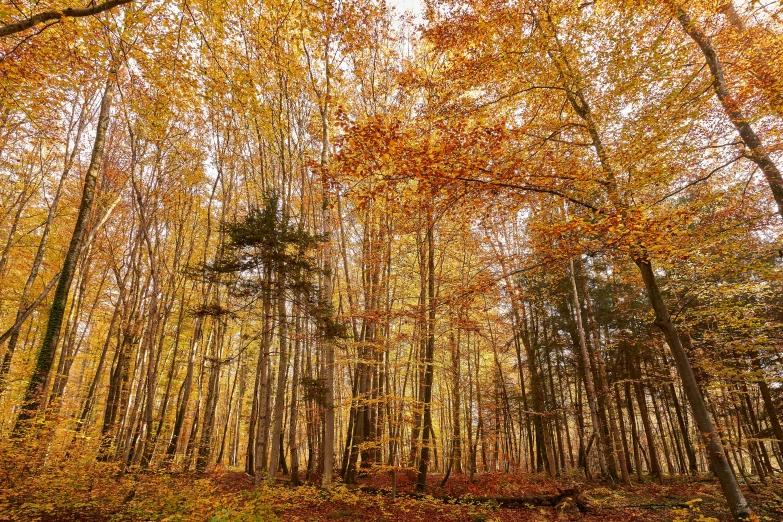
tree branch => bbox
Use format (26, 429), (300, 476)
(0, 0), (133, 38)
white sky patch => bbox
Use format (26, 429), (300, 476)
(388, 0), (424, 23)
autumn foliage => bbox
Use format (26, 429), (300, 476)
(0, 1), (782, 521)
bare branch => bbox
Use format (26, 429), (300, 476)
(0, 0), (133, 39)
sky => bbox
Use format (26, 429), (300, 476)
(388, 0), (425, 21)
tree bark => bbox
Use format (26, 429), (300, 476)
(416, 219), (436, 492)
(749, 351), (783, 464)
(669, 381), (698, 474)
(450, 331), (463, 474)
(0, 0), (133, 38)
(13, 72), (115, 433)
(268, 276), (289, 483)
(318, 58), (336, 489)
(289, 302), (302, 485)
(674, 4), (783, 220)
(634, 258), (751, 520)
(579, 258), (630, 484)
(568, 258), (610, 479)
(0, 101), (83, 391)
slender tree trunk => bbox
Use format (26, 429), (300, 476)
(568, 258), (609, 479)
(145, 287), (187, 465)
(318, 69), (336, 490)
(624, 378), (644, 481)
(166, 316), (202, 461)
(749, 352), (783, 463)
(634, 258), (751, 520)
(416, 219), (436, 492)
(614, 382), (633, 476)
(0, 186), (30, 280)
(631, 354), (662, 481)
(74, 299), (121, 436)
(674, 4), (783, 220)
(0, 107), (81, 391)
(13, 72), (115, 433)
(196, 321), (223, 472)
(217, 353), (240, 465)
(650, 384), (675, 475)
(669, 380), (699, 474)
(450, 331), (462, 474)
(269, 275), (289, 483)
(289, 302), (302, 485)
(254, 274), (273, 482)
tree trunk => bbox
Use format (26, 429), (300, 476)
(254, 273), (273, 482)
(166, 316), (202, 461)
(416, 219), (436, 492)
(13, 72), (115, 433)
(568, 258), (610, 479)
(450, 331), (462, 474)
(289, 303), (302, 485)
(669, 380), (698, 474)
(319, 69), (336, 490)
(634, 258), (751, 520)
(579, 258), (629, 484)
(674, 4), (783, 220)
(0, 105), (81, 392)
(750, 352), (783, 464)
(268, 276), (289, 483)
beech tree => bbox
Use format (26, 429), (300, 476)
(1, 1), (781, 521)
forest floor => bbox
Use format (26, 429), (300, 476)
(1, 458), (782, 521)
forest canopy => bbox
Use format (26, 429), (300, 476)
(0, 1), (782, 521)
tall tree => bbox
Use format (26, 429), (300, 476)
(13, 70), (115, 431)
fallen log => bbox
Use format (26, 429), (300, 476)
(352, 485), (590, 512)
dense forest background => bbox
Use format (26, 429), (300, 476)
(0, 1), (782, 520)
